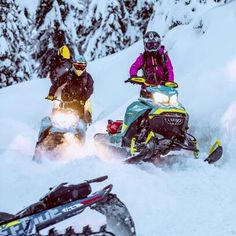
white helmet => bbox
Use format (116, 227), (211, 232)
(143, 31), (161, 52)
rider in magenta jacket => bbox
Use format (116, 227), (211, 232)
(129, 31), (174, 97)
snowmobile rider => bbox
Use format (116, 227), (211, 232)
(48, 45), (73, 85)
(46, 54), (94, 124)
(129, 31), (174, 97)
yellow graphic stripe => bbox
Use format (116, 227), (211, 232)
(0, 220), (20, 230)
(145, 131), (155, 144)
(209, 140), (222, 155)
(130, 137), (137, 155)
(121, 123), (128, 132)
(149, 108), (187, 119)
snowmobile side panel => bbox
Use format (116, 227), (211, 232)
(0, 218), (36, 236)
(38, 117), (52, 139)
(122, 101), (150, 134)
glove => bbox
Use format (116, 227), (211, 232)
(45, 95), (54, 101)
(80, 100), (85, 106)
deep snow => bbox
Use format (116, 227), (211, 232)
(1, 1), (236, 236)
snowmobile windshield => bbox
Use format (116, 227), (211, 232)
(51, 109), (79, 129)
(147, 86), (179, 106)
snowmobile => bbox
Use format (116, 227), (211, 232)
(33, 98), (88, 162)
(94, 77), (223, 165)
(0, 176), (136, 236)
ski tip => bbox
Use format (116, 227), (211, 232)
(205, 140), (223, 164)
(208, 140), (222, 156)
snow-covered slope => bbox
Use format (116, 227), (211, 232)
(1, 1), (236, 235)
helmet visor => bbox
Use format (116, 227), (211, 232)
(145, 41), (160, 51)
(73, 62), (86, 71)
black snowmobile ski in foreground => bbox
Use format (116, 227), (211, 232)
(0, 176), (135, 236)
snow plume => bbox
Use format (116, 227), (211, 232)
(221, 101), (236, 164)
(227, 57), (236, 83)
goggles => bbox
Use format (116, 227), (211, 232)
(146, 41), (160, 50)
(73, 62), (86, 71)
(144, 36), (160, 43)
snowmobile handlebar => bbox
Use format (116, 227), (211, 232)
(86, 175), (108, 184)
(125, 77), (146, 85)
(102, 184), (113, 193)
(125, 77), (178, 88)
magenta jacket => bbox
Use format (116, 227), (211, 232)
(129, 46), (174, 85)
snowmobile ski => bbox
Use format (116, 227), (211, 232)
(204, 140), (223, 164)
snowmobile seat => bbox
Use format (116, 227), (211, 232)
(43, 182), (92, 208)
(0, 212), (14, 223)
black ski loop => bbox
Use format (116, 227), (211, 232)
(148, 136), (198, 153)
(184, 132), (197, 141)
(171, 139), (198, 152)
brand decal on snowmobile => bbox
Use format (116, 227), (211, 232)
(0, 221), (18, 230)
(61, 203), (82, 213)
(164, 117), (183, 125)
(0, 220), (26, 235)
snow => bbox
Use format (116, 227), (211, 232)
(15, 0), (39, 15)
(227, 57), (236, 82)
(1, 1), (236, 236)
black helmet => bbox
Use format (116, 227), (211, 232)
(143, 31), (161, 52)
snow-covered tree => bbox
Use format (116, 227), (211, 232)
(33, 0), (87, 78)
(0, 0), (32, 88)
(130, 0), (156, 34)
(150, 0), (230, 37)
(80, 0), (156, 60)
(81, 0), (131, 60)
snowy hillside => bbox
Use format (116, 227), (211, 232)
(1, 1), (236, 236)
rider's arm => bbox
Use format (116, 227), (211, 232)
(163, 53), (174, 82)
(129, 54), (144, 77)
(81, 73), (94, 101)
(48, 75), (67, 97)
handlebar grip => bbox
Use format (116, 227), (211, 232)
(87, 176), (108, 184)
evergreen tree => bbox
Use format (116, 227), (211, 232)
(82, 0), (138, 60)
(79, 0), (157, 60)
(0, 0), (32, 88)
(33, 0), (86, 78)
